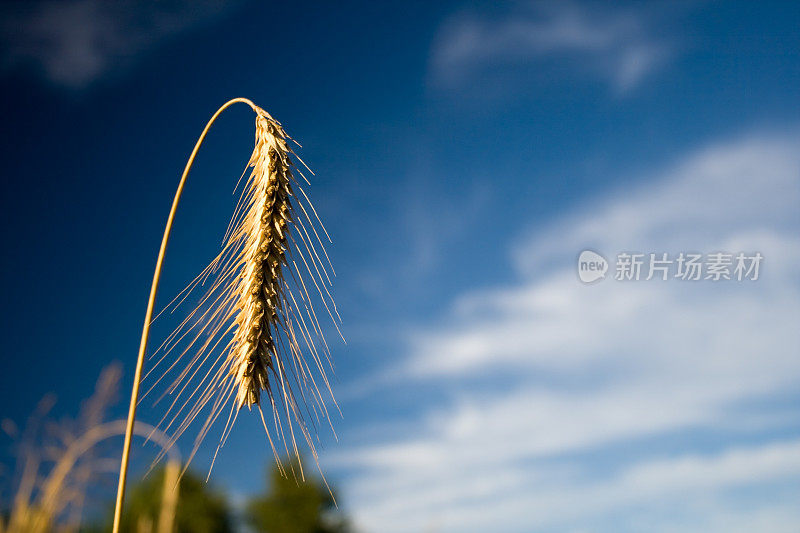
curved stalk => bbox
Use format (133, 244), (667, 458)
(14, 420), (178, 533)
(112, 98), (258, 533)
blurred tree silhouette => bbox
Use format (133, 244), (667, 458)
(246, 459), (349, 533)
(96, 465), (233, 533)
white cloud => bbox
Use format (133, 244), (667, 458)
(430, 2), (675, 93)
(330, 132), (800, 532)
(336, 438), (800, 532)
(410, 133), (800, 379)
(0, 0), (240, 88)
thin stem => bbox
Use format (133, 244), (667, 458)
(157, 459), (181, 533)
(112, 98), (258, 533)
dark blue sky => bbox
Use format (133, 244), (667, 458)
(1, 1), (799, 531)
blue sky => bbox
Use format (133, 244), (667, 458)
(1, 1), (799, 531)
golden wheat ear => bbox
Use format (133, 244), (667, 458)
(141, 105), (341, 479)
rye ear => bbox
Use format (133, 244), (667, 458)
(114, 98), (341, 533)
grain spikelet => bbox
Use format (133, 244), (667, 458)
(144, 106), (341, 478)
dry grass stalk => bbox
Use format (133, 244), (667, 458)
(1, 367), (180, 533)
(114, 98), (341, 532)
(139, 100), (341, 480)
(156, 460), (180, 533)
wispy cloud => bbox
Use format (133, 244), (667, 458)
(411, 133), (800, 378)
(430, 2), (676, 94)
(331, 131), (800, 532)
(0, 0), (241, 88)
(336, 437), (800, 532)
